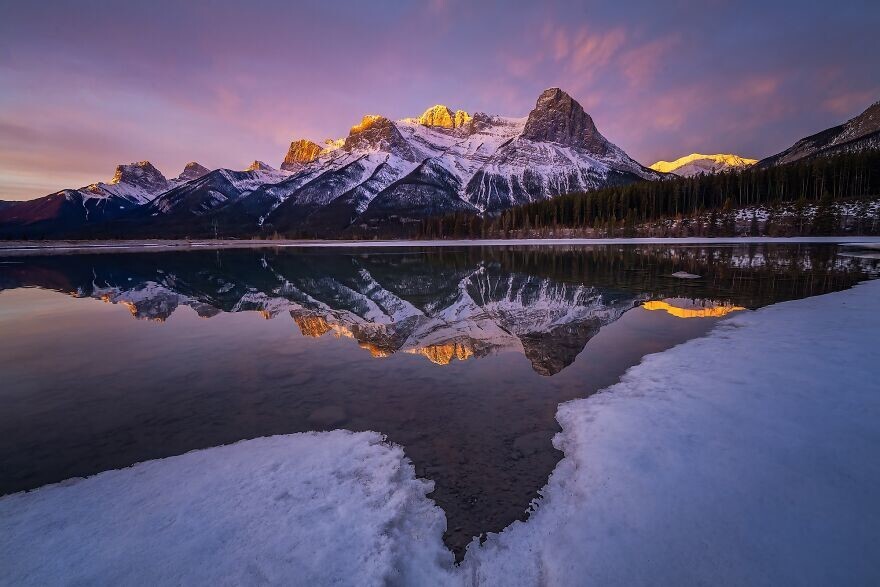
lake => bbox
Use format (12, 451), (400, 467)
(1, 243), (876, 558)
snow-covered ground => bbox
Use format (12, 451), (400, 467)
(2, 280), (879, 585)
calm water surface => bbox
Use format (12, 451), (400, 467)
(1, 244), (876, 557)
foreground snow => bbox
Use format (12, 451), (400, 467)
(0, 433), (454, 585)
(2, 281), (879, 585)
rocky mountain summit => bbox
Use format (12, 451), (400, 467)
(415, 105), (472, 129)
(176, 162), (210, 182)
(281, 140), (323, 171)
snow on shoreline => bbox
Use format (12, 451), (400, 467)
(463, 278), (880, 584)
(0, 432), (454, 585)
(2, 281), (879, 585)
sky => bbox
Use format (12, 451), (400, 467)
(1, 0), (878, 200)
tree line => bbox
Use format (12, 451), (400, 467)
(416, 150), (880, 238)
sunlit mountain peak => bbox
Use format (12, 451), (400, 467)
(417, 105), (472, 129)
(406, 342), (475, 365)
(349, 114), (389, 135)
(649, 153), (757, 176)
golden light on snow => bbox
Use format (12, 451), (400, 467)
(649, 153), (758, 174)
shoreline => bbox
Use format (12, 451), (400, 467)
(1, 235), (880, 256)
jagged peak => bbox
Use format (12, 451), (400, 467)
(522, 87), (610, 155)
(109, 161), (167, 186)
(246, 160), (276, 172)
(281, 139), (323, 171)
(178, 161), (210, 180)
(649, 153), (758, 173)
(349, 115), (390, 135)
(417, 105), (472, 129)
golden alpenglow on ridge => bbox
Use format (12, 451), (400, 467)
(649, 153), (758, 177)
(349, 115), (387, 134)
(281, 139), (323, 171)
(405, 342), (475, 365)
(417, 105), (472, 129)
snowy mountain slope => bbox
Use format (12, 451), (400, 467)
(650, 153), (757, 177)
(132, 164), (291, 227)
(255, 89), (661, 232)
(759, 100), (880, 167)
(0, 161), (179, 235)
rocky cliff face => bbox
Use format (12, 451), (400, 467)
(417, 105), (472, 129)
(108, 161), (169, 192)
(521, 88), (612, 156)
(343, 115), (418, 160)
(281, 140), (323, 171)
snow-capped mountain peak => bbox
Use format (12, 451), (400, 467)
(82, 161), (170, 204)
(650, 153), (758, 177)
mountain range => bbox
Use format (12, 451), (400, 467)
(0, 88), (660, 237)
(1, 90), (878, 238)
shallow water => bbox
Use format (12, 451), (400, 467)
(0, 243), (876, 557)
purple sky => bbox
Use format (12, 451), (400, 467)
(1, 0), (878, 200)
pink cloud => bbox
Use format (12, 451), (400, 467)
(822, 90), (878, 116)
(618, 35), (680, 87)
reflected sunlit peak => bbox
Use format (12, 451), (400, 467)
(405, 342), (475, 365)
(293, 314), (333, 338)
(642, 299), (746, 319)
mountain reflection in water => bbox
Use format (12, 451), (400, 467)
(0, 244), (876, 558)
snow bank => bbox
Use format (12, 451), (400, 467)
(464, 279), (880, 585)
(3, 281), (879, 585)
(0, 431), (454, 586)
